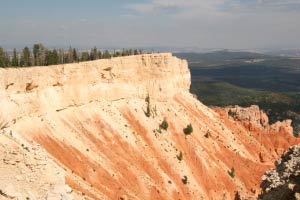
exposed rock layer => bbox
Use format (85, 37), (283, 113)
(0, 53), (298, 199)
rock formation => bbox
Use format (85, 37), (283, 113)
(259, 145), (300, 200)
(0, 53), (298, 199)
(226, 105), (294, 135)
(225, 105), (269, 130)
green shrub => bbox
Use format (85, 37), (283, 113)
(159, 119), (169, 130)
(204, 131), (210, 138)
(144, 94), (151, 117)
(183, 124), (193, 135)
(228, 110), (237, 118)
(176, 151), (183, 161)
(145, 94), (150, 103)
(228, 167), (235, 178)
(182, 176), (188, 184)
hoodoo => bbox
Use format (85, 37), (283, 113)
(0, 53), (298, 199)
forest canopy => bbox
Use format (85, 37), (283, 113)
(0, 44), (145, 68)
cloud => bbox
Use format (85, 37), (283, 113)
(126, 0), (224, 16)
(126, 2), (179, 15)
(1, 0), (300, 49)
(226, 0), (300, 13)
(121, 0), (300, 49)
(126, 0), (300, 17)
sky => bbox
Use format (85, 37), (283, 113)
(1, 0), (300, 50)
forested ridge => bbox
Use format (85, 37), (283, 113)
(0, 44), (145, 67)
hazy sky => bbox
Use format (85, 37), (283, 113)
(1, 0), (300, 49)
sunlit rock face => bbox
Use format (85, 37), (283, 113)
(0, 53), (298, 200)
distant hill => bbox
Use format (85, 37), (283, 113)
(265, 49), (300, 57)
(174, 50), (271, 64)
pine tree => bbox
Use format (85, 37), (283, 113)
(58, 49), (65, 64)
(33, 44), (40, 65)
(11, 48), (19, 67)
(90, 47), (98, 60)
(33, 43), (47, 66)
(72, 48), (78, 62)
(128, 49), (133, 55)
(20, 46), (31, 67)
(0, 47), (11, 67)
(121, 49), (126, 56)
(0, 47), (4, 67)
(46, 49), (59, 65)
(67, 47), (73, 63)
(114, 51), (121, 57)
(44, 49), (49, 66)
(103, 50), (111, 59)
(97, 50), (102, 59)
(80, 51), (90, 61)
(52, 49), (59, 65)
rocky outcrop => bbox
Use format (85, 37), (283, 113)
(226, 105), (269, 130)
(0, 53), (298, 199)
(259, 145), (300, 200)
(226, 105), (294, 135)
(269, 120), (294, 135)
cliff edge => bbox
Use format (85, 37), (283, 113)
(0, 53), (298, 200)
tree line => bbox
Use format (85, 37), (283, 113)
(0, 44), (145, 67)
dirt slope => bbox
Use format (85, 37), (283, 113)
(0, 130), (76, 199)
(0, 53), (298, 199)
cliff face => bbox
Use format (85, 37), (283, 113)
(0, 53), (190, 124)
(0, 53), (298, 200)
